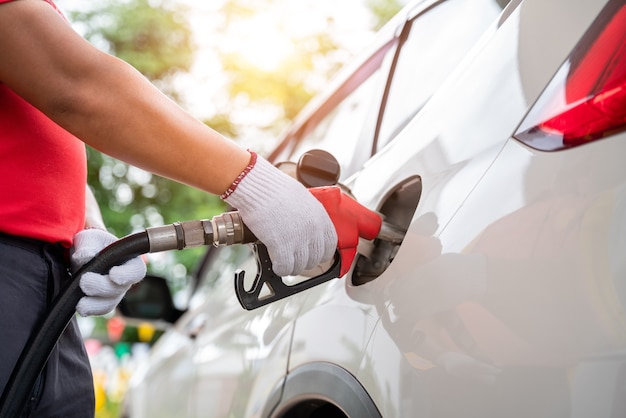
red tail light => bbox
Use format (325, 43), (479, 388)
(514, 1), (626, 151)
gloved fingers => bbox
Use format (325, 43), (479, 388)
(323, 225), (338, 260)
(268, 243), (299, 277)
(305, 227), (337, 271)
(71, 229), (143, 317)
(267, 229), (335, 276)
(71, 248), (100, 269)
(71, 255), (91, 271)
(256, 220), (336, 277)
(78, 271), (134, 316)
(295, 224), (337, 274)
(263, 225), (325, 276)
(79, 272), (131, 298)
(71, 228), (118, 271)
(109, 256), (147, 286)
(268, 254), (290, 277)
(76, 294), (125, 317)
(261, 227), (336, 277)
(300, 239), (321, 273)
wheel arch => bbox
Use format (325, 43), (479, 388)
(263, 362), (382, 418)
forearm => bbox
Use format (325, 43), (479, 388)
(0, 0), (339, 280)
(54, 55), (250, 195)
(0, 0), (249, 195)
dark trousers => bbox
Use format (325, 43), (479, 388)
(0, 233), (95, 417)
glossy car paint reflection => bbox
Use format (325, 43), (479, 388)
(288, 0), (624, 416)
(122, 0), (626, 416)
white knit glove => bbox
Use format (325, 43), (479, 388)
(71, 228), (147, 316)
(222, 153), (338, 276)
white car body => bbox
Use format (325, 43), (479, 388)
(122, 0), (626, 416)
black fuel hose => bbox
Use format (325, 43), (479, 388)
(0, 212), (248, 416)
(0, 206), (397, 415)
(0, 231), (150, 418)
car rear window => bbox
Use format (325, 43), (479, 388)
(376, 0), (511, 151)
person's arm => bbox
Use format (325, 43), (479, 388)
(0, 0), (338, 280)
(0, 0), (249, 195)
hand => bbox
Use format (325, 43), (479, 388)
(222, 153), (337, 276)
(71, 228), (146, 316)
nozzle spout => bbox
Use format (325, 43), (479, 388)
(377, 220), (406, 244)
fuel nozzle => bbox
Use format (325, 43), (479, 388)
(145, 186), (405, 310)
(309, 186), (407, 276)
(145, 211), (255, 253)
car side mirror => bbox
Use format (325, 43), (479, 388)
(118, 275), (184, 324)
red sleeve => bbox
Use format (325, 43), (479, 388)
(0, 0), (65, 18)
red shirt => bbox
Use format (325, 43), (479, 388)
(0, 0), (63, 13)
(0, 0), (86, 246)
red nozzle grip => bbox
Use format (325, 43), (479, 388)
(310, 186), (382, 276)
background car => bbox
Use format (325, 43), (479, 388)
(120, 0), (626, 416)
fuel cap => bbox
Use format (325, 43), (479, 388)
(296, 149), (341, 187)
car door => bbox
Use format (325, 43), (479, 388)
(348, 0), (618, 416)
(280, 0), (513, 412)
(347, 0), (533, 412)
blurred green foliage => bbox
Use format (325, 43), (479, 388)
(367, 0), (405, 30)
(69, 0), (194, 99)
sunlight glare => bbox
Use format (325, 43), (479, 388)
(226, 13), (294, 72)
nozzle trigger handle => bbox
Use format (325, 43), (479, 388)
(310, 186), (382, 276)
(234, 243), (341, 310)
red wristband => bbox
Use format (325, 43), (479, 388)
(220, 151), (258, 200)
